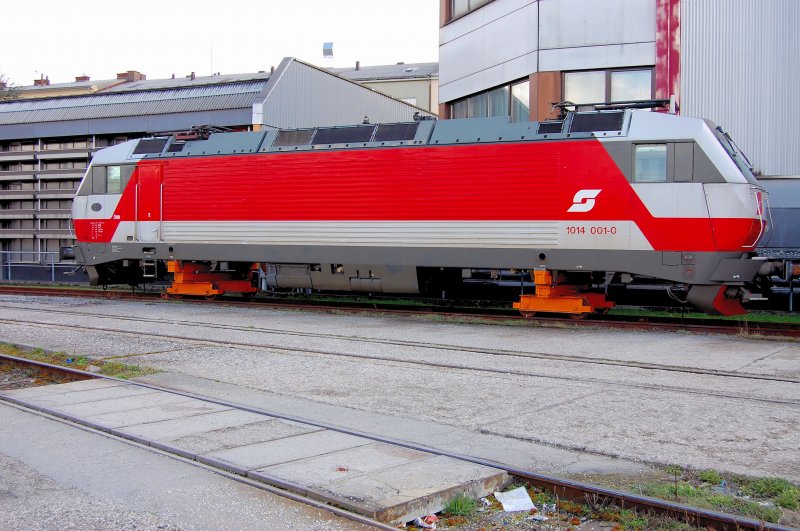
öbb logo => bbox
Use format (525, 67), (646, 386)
(567, 189), (602, 213)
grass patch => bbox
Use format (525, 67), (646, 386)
(697, 469), (723, 484)
(97, 361), (158, 379)
(639, 481), (782, 522)
(568, 468), (799, 527)
(744, 476), (797, 498)
(609, 307), (800, 325)
(0, 343), (157, 380)
(630, 467), (800, 524)
(443, 493), (478, 517)
(743, 477), (800, 510)
(432, 479), (797, 530)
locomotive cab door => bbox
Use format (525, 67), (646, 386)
(135, 164), (163, 242)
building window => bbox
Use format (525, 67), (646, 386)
(564, 68), (653, 106)
(451, 79), (529, 122)
(451, 0), (491, 20)
(510, 82), (530, 122)
(634, 145), (667, 182)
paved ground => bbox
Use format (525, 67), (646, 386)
(2, 379), (507, 524)
(0, 402), (371, 530)
(1, 295), (798, 485)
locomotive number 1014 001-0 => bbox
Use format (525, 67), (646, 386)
(566, 226), (618, 235)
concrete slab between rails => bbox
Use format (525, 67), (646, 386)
(51, 389), (193, 417)
(249, 443), (510, 522)
(137, 371), (651, 476)
(79, 399), (232, 429)
(201, 430), (372, 471)
(2, 379), (510, 524)
(2, 380), (147, 407)
(3, 378), (125, 396)
(122, 409), (292, 442)
(164, 418), (322, 455)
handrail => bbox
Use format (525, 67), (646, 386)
(745, 186), (767, 248)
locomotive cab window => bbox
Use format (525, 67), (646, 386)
(90, 166), (106, 194)
(106, 165), (121, 193)
(634, 145), (667, 182)
(85, 165), (135, 195)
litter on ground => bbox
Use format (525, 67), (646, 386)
(493, 487), (535, 512)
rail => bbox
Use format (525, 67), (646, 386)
(1, 353), (791, 531)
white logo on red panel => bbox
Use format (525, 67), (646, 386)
(567, 189), (602, 213)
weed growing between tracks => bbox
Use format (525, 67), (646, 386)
(432, 483), (690, 530)
(428, 470), (800, 530)
(568, 467), (800, 528)
(0, 343), (158, 380)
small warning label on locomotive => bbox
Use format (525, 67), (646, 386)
(89, 221), (104, 239)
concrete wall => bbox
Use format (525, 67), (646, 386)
(439, 0), (656, 103)
(360, 79), (439, 112)
(440, 0), (539, 103)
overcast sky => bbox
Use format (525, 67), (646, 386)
(2, 0), (440, 86)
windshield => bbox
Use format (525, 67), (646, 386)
(712, 125), (760, 185)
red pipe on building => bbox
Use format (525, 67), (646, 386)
(655, 0), (681, 111)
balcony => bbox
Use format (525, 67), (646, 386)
(0, 171), (36, 182)
(0, 189), (36, 201)
(0, 229), (32, 239)
(0, 151), (35, 162)
(36, 228), (74, 239)
(36, 189), (76, 200)
(37, 168), (86, 180)
(36, 209), (71, 220)
(0, 209), (35, 220)
(36, 148), (90, 161)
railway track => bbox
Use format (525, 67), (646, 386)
(1, 284), (799, 339)
(0, 353), (791, 531)
(2, 299), (797, 493)
(1, 290), (798, 417)
(1, 302), (797, 406)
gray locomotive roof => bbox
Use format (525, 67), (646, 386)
(0, 79), (267, 125)
(329, 62), (438, 81)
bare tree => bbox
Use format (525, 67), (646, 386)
(0, 74), (19, 101)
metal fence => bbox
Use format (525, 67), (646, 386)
(0, 251), (70, 282)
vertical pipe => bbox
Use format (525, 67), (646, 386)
(134, 183), (139, 241)
(655, 0), (681, 109)
(789, 261), (795, 313)
(51, 251), (55, 282)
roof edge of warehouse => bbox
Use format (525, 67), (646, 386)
(0, 57), (435, 140)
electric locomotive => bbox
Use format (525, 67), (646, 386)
(70, 109), (777, 316)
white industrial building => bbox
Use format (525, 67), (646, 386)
(439, 0), (800, 177)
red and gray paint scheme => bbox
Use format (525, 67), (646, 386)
(71, 110), (776, 314)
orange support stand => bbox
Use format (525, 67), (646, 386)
(163, 261), (258, 299)
(513, 270), (614, 318)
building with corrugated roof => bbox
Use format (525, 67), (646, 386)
(12, 75), (124, 100)
(0, 58), (433, 275)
